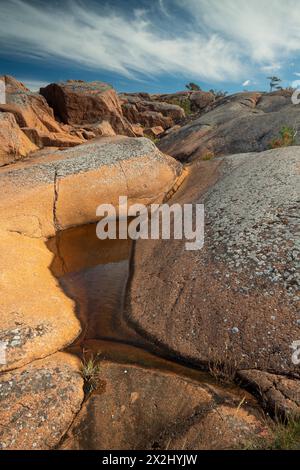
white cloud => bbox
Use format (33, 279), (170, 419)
(1, 0), (300, 84)
(0, 0), (243, 83)
(292, 80), (300, 88)
(294, 72), (300, 77)
(182, 0), (300, 64)
(242, 80), (251, 87)
(158, 0), (171, 18)
(261, 63), (282, 73)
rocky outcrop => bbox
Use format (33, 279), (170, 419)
(0, 76), (83, 165)
(189, 90), (215, 111)
(61, 360), (267, 450)
(0, 112), (38, 166)
(0, 229), (81, 371)
(125, 147), (300, 415)
(144, 126), (164, 139)
(0, 137), (183, 239)
(40, 80), (135, 136)
(0, 136), (182, 371)
(0, 135), (185, 449)
(120, 93), (185, 130)
(0, 353), (84, 450)
(158, 91), (300, 161)
(238, 370), (300, 418)
(153, 90), (215, 113)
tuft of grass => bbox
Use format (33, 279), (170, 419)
(244, 415), (300, 450)
(81, 352), (101, 395)
(202, 151), (215, 161)
(144, 134), (160, 144)
(268, 126), (297, 149)
(208, 356), (239, 385)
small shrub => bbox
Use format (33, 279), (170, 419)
(208, 351), (240, 384)
(180, 98), (192, 116)
(268, 126), (296, 149)
(208, 359), (238, 384)
(144, 134), (159, 144)
(202, 151), (215, 161)
(167, 97), (192, 116)
(81, 352), (101, 395)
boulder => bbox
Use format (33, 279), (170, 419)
(0, 353), (84, 450)
(0, 136), (182, 370)
(189, 91), (215, 111)
(61, 360), (267, 450)
(120, 93), (185, 130)
(0, 229), (81, 371)
(131, 124), (144, 137)
(125, 148), (300, 382)
(144, 126), (164, 139)
(40, 80), (135, 136)
(92, 120), (116, 137)
(0, 76), (83, 153)
(0, 137), (183, 239)
(152, 90), (215, 114)
(0, 112), (38, 166)
(158, 91), (300, 161)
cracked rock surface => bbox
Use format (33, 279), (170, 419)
(0, 136), (182, 238)
(126, 148), (300, 389)
(238, 369), (300, 417)
(61, 360), (267, 450)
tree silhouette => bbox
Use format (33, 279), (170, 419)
(185, 82), (201, 91)
(267, 76), (282, 92)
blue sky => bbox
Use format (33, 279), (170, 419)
(1, 0), (300, 93)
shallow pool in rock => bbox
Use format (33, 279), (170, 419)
(47, 222), (217, 378)
(47, 223), (145, 346)
(46, 222), (267, 450)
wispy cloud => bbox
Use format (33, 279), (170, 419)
(1, 0), (300, 84)
(261, 63), (282, 73)
(182, 0), (300, 63)
(0, 0), (242, 82)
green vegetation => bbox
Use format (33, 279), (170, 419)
(245, 415), (300, 450)
(144, 134), (160, 144)
(176, 97), (192, 115)
(202, 151), (215, 161)
(268, 126), (296, 149)
(81, 352), (101, 394)
(167, 96), (192, 116)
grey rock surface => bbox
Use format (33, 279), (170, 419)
(126, 147), (300, 377)
(159, 91), (300, 161)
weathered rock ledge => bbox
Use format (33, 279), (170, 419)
(0, 136), (182, 239)
(0, 136), (184, 449)
(61, 359), (268, 450)
(125, 147), (300, 415)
